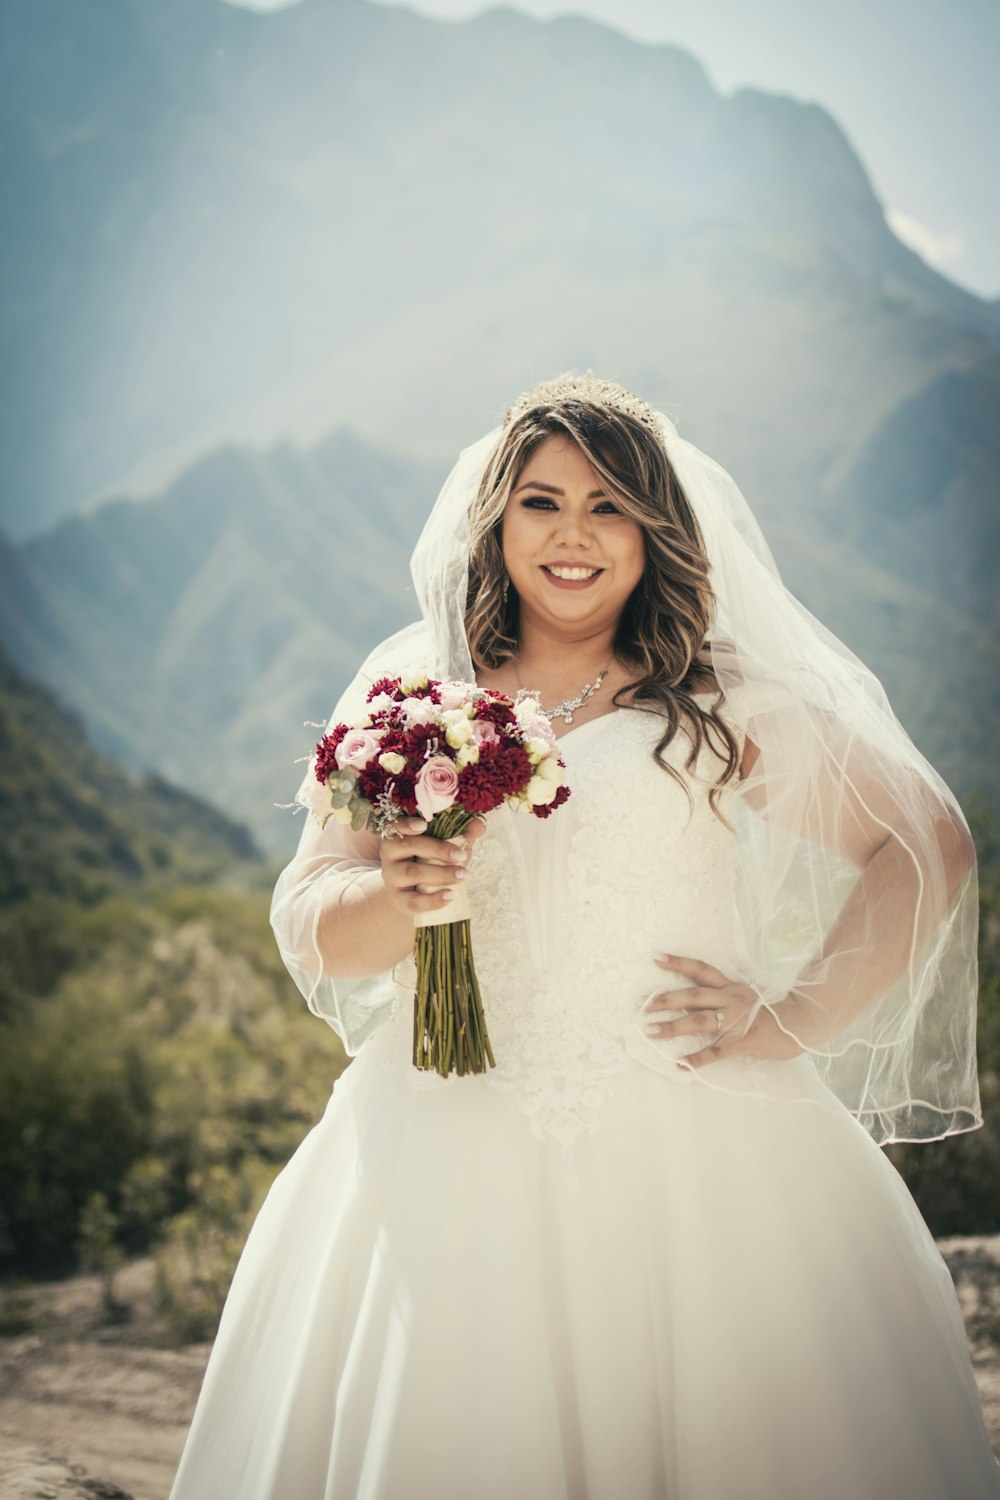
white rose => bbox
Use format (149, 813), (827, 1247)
(455, 743), (479, 769)
(443, 709), (474, 748)
(524, 735), (551, 765)
(526, 774), (559, 806)
(514, 695), (543, 726)
(536, 753), (564, 783)
(401, 696), (440, 727)
(378, 751), (407, 774)
(400, 669), (429, 694)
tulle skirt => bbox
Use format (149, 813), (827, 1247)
(168, 1018), (1000, 1499)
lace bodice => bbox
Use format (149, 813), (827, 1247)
(369, 702), (769, 1178)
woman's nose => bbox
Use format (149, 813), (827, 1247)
(552, 509), (593, 545)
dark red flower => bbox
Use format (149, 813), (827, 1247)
(314, 727), (349, 782)
(367, 676), (406, 703)
(375, 727), (408, 757)
(456, 763), (505, 814)
(531, 782), (571, 819)
(367, 708), (396, 731)
(357, 766), (390, 802)
(388, 768), (419, 816)
(400, 722), (450, 760)
(473, 696), (518, 732)
(489, 743), (534, 795)
(395, 676), (442, 702)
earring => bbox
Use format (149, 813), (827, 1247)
(501, 574), (510, 604)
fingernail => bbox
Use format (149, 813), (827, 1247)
(412, 820), (427, 831)
(441, 889), (454, 902)
(446, 836), (467, 847)
(656, 952), (673, 963)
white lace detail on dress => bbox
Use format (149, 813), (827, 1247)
(458, 707), (760, 1173)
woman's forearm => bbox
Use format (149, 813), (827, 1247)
(779, 824), (975, 1049)
(314, 866), (417, 980)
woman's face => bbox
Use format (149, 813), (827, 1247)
(501, 434), (645, 639)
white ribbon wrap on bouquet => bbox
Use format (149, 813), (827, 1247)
(413, 880), (472, 927)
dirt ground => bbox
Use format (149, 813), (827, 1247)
(1, 1238), (999, 1500)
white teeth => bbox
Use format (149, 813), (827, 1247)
(546, 566), (600, 580)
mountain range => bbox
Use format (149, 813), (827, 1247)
(0, 0), (995, 858)
(0, 637), (263, 907)
(3, 0), (998, 536)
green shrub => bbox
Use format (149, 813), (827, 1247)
(76, 1189), (126, 1317)
(153, 1157), (280, 1342)
(0, 886), (346, 1281)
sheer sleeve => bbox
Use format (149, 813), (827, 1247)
(268, 622), (429, 1055)
(718, 658), (981, 1143)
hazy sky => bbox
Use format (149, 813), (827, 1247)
(227, 0), (998, 301)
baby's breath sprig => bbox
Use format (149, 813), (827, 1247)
(370, 788), (404, 838)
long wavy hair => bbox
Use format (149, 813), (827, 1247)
(464, 389), (743, 830)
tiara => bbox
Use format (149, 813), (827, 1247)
(502, 368), (661, 434)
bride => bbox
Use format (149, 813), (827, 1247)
(169, 372), (1000, 1498)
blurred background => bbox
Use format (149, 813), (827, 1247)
(1, 0), (998, 1485)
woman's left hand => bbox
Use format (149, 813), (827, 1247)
(642, 954), (806, 1069)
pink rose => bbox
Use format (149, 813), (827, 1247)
(414, 754), (460, 820)
(298, 768), (332, 821)
(470, 720), (499, 749)
(335, 729), (382, 771)
(438, 681), (470, 712)
(523, 714), (558, 750)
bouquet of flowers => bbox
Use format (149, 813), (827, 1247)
(305, 670), (571, 1077)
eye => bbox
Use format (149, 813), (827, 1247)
(520, 496), (621, 514)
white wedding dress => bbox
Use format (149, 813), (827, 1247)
(169, 706), (1000, 1499)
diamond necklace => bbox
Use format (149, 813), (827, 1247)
(511, 654), (614, 725)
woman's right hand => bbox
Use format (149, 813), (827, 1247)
(380, 815), (488, 918)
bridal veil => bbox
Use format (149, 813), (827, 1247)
(270, 390), (982, 1147)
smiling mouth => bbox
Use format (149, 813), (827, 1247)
(540, 565), (605, 593)
(541, 565), (604, 581)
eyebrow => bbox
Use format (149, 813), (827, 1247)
(513, 480), (608, 498)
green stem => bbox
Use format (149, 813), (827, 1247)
(409, 807), (496, 1077)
